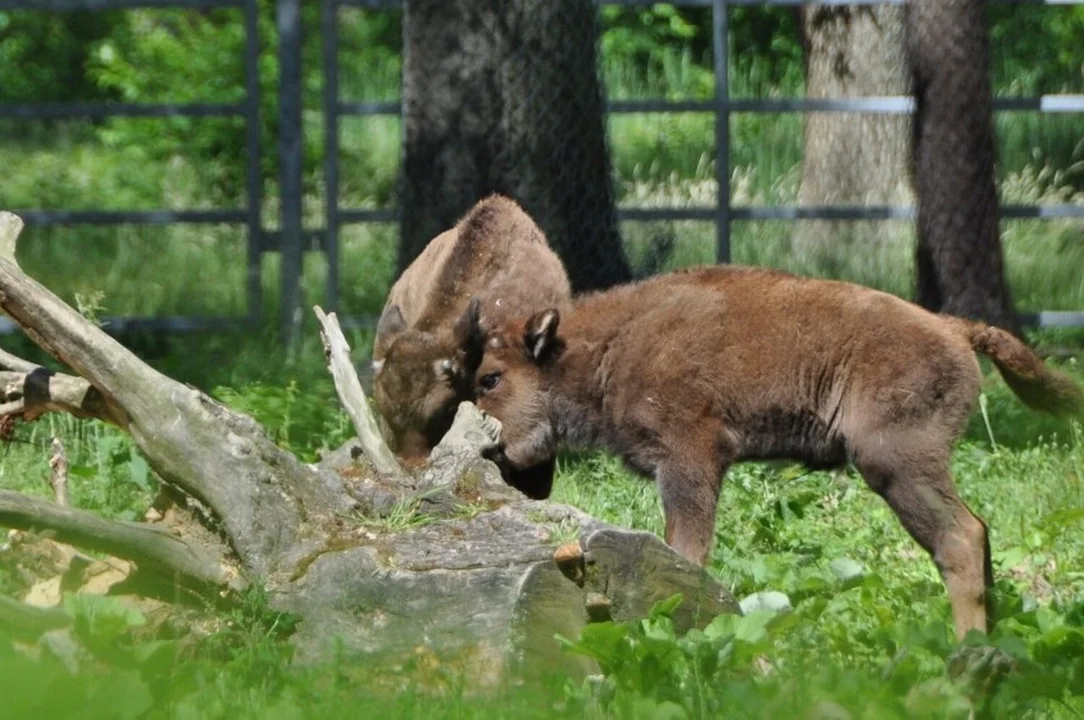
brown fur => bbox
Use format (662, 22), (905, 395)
(469, 265), (1082, 639)
(371, 195), (571, 497)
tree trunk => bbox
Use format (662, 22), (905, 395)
(399, 0), (632, 293)
(906, 0), (1019, 333)
(795, 5), (912, 269)
(0, 211), (734, 686)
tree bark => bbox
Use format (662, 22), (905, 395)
(906, 0), (1019, 333)
(0, 211), (735, 685)
(795, 5), (912, 267)
(399, 0), (632, 293)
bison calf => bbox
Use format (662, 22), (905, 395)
(470, 265), (1082, 640)
(371, 194), (571, 498)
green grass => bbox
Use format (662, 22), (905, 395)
(546, 370), (1084, 718)
(1, 361), (1082, 716)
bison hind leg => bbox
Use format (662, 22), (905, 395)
(850, 435), (992, 641)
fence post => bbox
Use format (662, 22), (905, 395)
(278, 0), (304, 347)
(243, 0), (262, 327)
(322, 0), (340, 314)
(712, 0), (731, 265)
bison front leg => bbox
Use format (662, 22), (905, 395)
(654, 454), (726, 566)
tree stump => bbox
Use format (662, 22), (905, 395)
(0, 211), (738, 688)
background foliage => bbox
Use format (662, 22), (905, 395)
(2, 3), (1082, 322)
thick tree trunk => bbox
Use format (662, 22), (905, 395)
(0, 211), (735, 686)
(906, 0), (1019, 333)
(399, 0), (632, 293)
(795, 5), (912, 267)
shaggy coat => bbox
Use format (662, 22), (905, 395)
(372, 195), (571, 497)
(469, 265), (1082, 639)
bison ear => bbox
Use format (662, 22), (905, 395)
(376, 303), (406, 342)
(524, 309), (560, 363)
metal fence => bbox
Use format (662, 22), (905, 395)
(0, 0), (263, 334)
(1, 0), (1082, 337)
(324, 0), (1084, 330)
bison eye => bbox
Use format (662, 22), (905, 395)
(479, 371), (502, 392)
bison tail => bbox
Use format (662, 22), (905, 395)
(946, 317), (1083, 417)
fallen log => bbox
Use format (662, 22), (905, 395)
(0, 210), (738, 686)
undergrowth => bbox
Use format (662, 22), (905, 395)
(0, 347), (1081, 717)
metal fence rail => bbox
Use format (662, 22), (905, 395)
(0, 0), (262, 335)
(323, 0), (1084, 329)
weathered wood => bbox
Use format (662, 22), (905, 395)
(0, 212), (350, 577)
(0, 346), (42, 374)
(0, 210), (741, 687)
(47, 438), (70, 507)
(277, 480), (739, 684)
(0, 368), (126, 425)
(0, 490), (236, 592)
(314, 305), (405, 480)
(0, 211), (23, 260)
(0, 593), (71, 642)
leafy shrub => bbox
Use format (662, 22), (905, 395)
(560, 591), (1084, 718)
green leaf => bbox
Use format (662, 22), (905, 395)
(86, 670), (153, 720)
(63, 594), (145, 648)
(67, 464), (97, 478)
(829, 557), (864, 583)
(649, 593), (684, 619)
(994, 545), (1028, 570)
(1038, 508), (1084, 542)
(1068, 654), (1084, 696)
(733, 609), (776, 645)
(703, 613), (740, 641)
(993, 631), (1031, 661)
(738, 591), (791, 615)
(559, 622), (629, 667)
(127, 452), (150, 491)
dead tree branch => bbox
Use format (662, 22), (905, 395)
(0, 346), (42, 374)
(0, 212), (351, 576)
(0, 211), (152, 423)
(47, 438), (70, 506)
(0, 593), (71, 642)
(314, 305), (406, 480)
(0, 490), (237, 593)
(0, 368), (125, 425)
